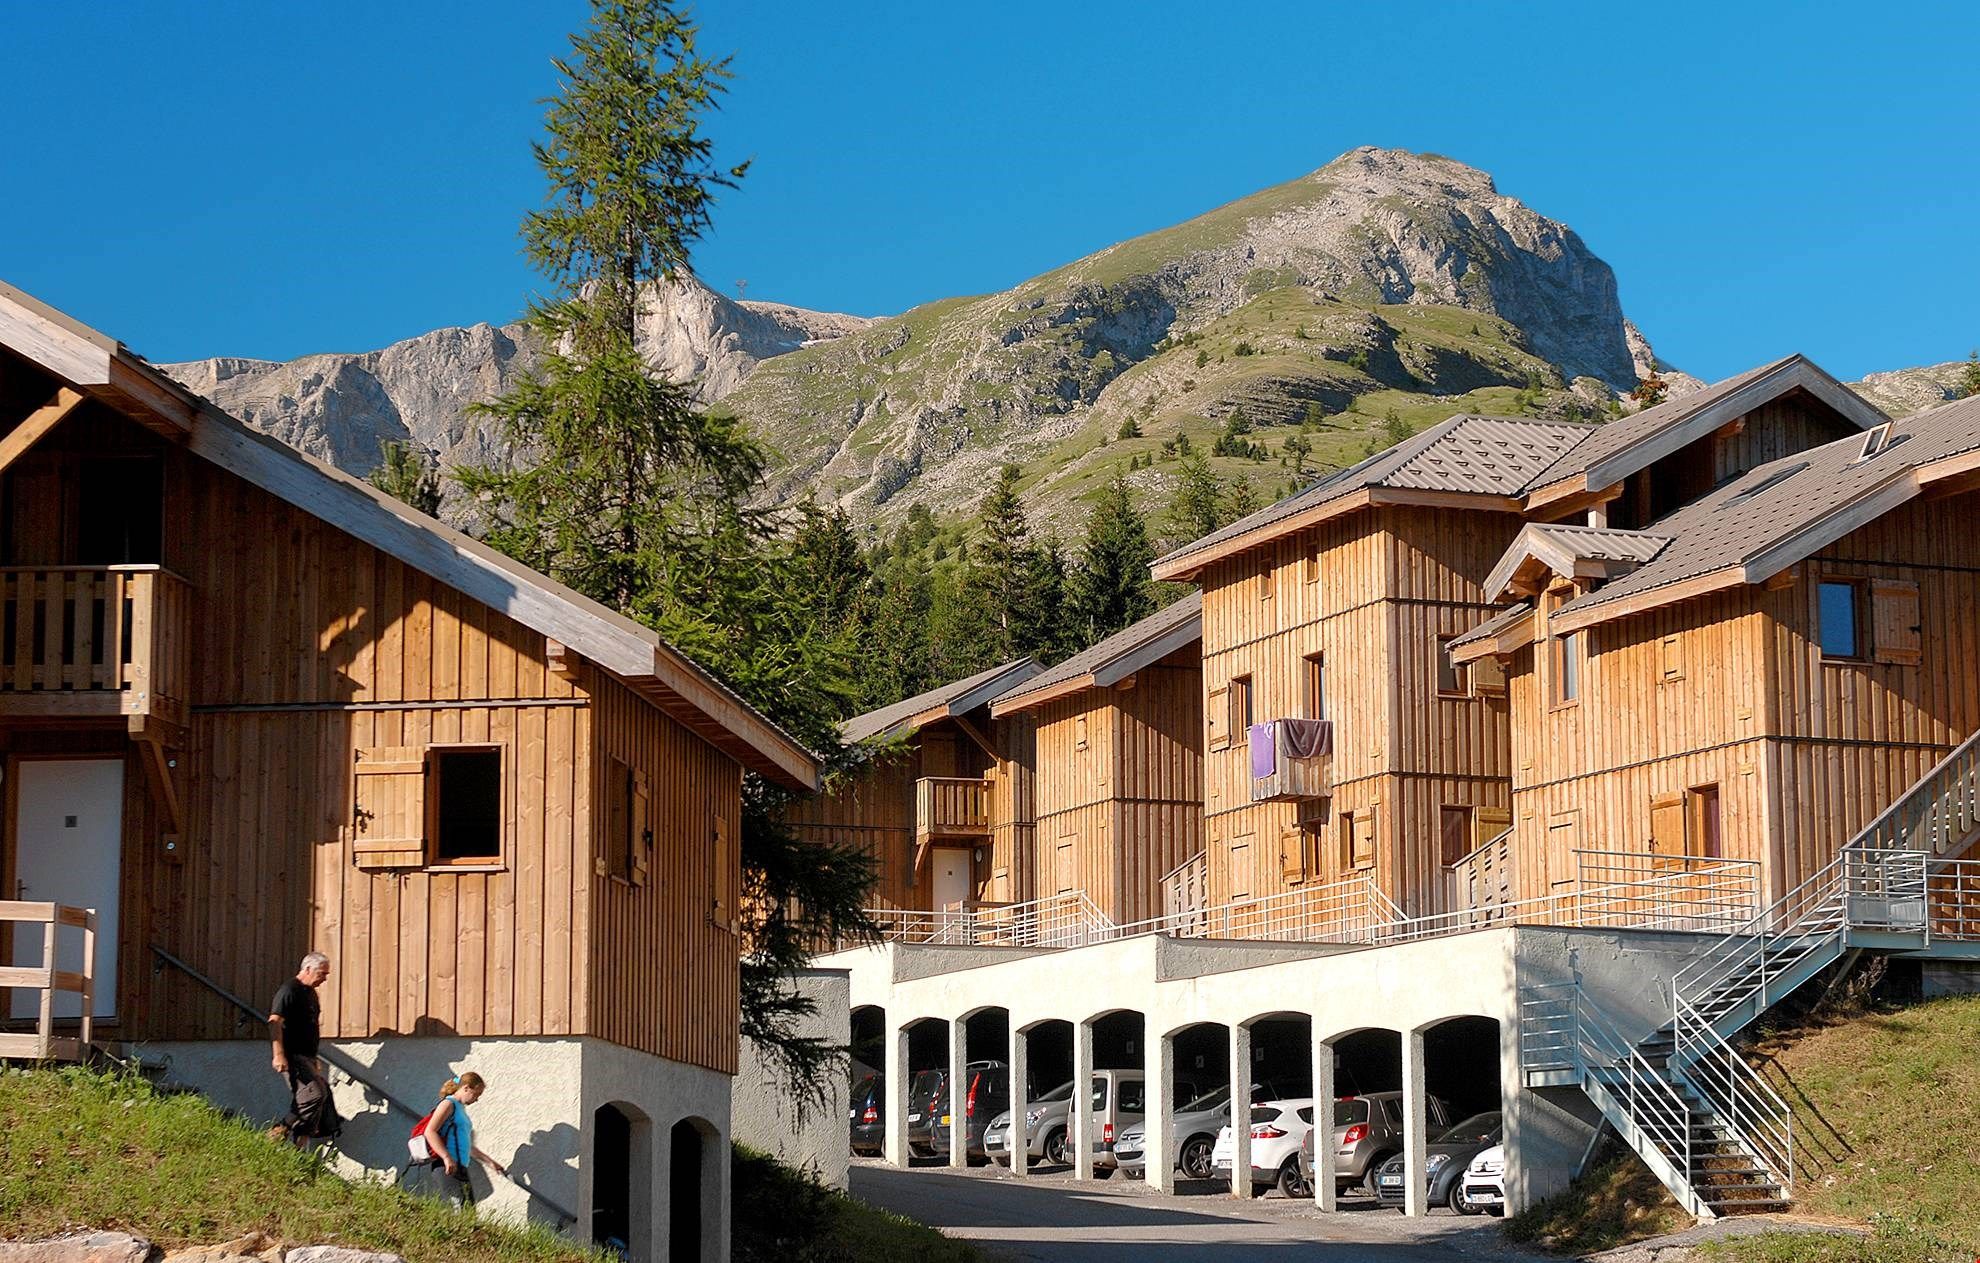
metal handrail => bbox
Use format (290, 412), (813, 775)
(1523, 982), (1694, 1183)
(1673, 996), (1794, 1192)
(149, 945), (577, 1226)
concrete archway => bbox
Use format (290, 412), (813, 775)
(1310, 1024), (1405, 1211)
(1412, 1015), (1505, 1217)
(849, 1005), (887, 1157)
(668, 1115), (719, 1263)
(590, 1100), (652, 1259)
(1007, 1017), (1076, 1176)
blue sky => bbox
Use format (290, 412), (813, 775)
(3, 1), (1975, 380)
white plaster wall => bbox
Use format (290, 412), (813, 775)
(732, 969), (851, 1190)
(142, 1037), (581, 1230)
(580, 1036), (732, 1263)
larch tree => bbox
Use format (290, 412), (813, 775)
(453, 0), (874, 1105)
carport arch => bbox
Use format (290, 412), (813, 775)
(1069, 1007), (1147, 1181)
(1311, 1023), (1407, 1213)
(1008, 1016), (1077, 1178)
(883, 1014), (947, 1167)
(1145, 1019), (1233, 1192)
(940, 1005), (1011, 1169)
(1408, 1013), (1508, 1217)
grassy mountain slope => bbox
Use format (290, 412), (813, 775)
(721, 147), (1638, 540)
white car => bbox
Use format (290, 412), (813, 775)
(1461, 1143), (1505, 1215)
(1211, 1097), (1313, 1197)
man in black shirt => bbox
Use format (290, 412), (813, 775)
(270, 952), (335, 1145)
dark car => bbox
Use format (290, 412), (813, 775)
(848, 1063), (884, 1156)
(907, 1060), (1006, 1158)
(928, 1061), (1012, 1163)
(1373, 1111), (1504, 1213)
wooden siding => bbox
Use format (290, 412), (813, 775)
(1029, 656), (1203, 924)
(590, 672), (741, 1073)
(0, 405), (749, 1075)
(1499, 488), (1980, 902)
(1197, 505), (1520, 914)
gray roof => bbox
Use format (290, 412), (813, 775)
(1450, 600), (1533, 650)
(1525, 354), (1886, 493)
(841, 656), (1042, 744)
(1481, 522), (1673, 601)
(991, 592), (1202, 713)
(1556, 394), (1980, 624)
(1155, 414), (1595, 572)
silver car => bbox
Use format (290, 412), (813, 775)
(1113, 1081), (1282, 1180)
(985, 1070), (1144, 1172)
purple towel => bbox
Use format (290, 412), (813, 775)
(1250, 724), (1276, 777)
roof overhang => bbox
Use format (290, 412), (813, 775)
(1151, 487), (1522, 582)
(846, 658), (1043, 744)
(1481, 523), (1671, 603)
(990, 611), (1202, 716)
(1449, 605), (1536, 664)
(0, 279), (820, 792)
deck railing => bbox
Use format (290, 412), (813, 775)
(1443, 828), (1513, 917)
(0, 901), (96, 1060)
(914, 777), (991, 840)
(864, 891), (1111, 948)
(0, 566), (190, 715)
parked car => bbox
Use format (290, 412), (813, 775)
(848, 1063), (884, 1156)
(927, 1061), (1012, 1163)
(1212, 1098), (1313, 1197)
(1296, 1091), (1453, 1196)
(1461, 1143), (1505, 1215)
(1373, 1111), (1504, 1212)
(905, 1060), (1006, 1158)
(1113, 1081), (1283, 1180)
(984, 1069), (1145, 1172)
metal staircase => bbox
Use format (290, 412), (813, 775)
(1525, 727), (1980, 1218)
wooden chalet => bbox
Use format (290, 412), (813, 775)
(1455, 393), (1980, 904)
(1150, 354), (1885, 919)
(784, 658), (1040, 915)
(0, 281), (819, 1262)
(989, 594), (1203, 926)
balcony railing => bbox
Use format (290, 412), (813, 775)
(915, 776), (991, 841)
(0, 900), (97, 1060)
(1248, 718), (1332, 803)
(0, 566), (191, 719)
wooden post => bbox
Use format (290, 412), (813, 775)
(79, 909), (95, 1051)
(37, 918), (55, 1059)
(127, 570), (154, 713)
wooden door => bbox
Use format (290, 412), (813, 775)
(932, 848), (971, 912)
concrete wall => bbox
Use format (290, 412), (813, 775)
(145, 1035), (729, 1263)
(732, 969), (852, 1190)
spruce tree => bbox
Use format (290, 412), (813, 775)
(1166, 449), (1227, 544)
(1960, 350), (1980, 400)
(968, 464), (1036, 662)
(453, 0), (874, 1104)
(368, 440), (442, 516)
(1072, 474), (1156, 642)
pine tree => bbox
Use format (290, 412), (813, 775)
(451, 0), (873, 1105)
(1166, 450), (1227, 544)
(1016, 536), (1077, 663)
(368, 441), (443, 516)
(1072, 474), (1156, 642)
(968, 464), (1035, 662)
(1960, 350), (1980, 400)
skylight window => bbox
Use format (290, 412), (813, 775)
(1852, 422), (1908, 462)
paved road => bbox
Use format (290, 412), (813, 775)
(847, 1159), (1552, 1262)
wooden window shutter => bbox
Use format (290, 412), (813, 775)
(1075, 715), (1089, 750)
(630, 768), (651, 886)
(1473, 653), (1507, 695)
(1350, 806), (1377, 869)
(1278, 827), (1307, 883)
(1872, 580), (1922, 665)
(1474, 807), (1512, 849)
(711, 813), (732, 930)
(1259, 568), (1275, 602)
(1207, 686), (1230, 751)
(1648, 792), (1685, 860)
(353, 746), (427, 870)
(1228, 833), (1253, 899)
(1659, 634), (1684, 681)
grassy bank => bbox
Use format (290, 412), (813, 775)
(1503, 1152), (1689, 1255)
(0, 1065), (593, 1263)
(731, 1147), (978, 1263)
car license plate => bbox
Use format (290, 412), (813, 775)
(1379, 1174), (1401, 1187)
(907, 1113), (920, 1123)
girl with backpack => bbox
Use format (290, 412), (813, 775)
(407, 1072), (506, 1208)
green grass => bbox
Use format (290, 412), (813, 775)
(0, 1065), (596, 1263)
(1706, 996), (1980, 1262)
(1503, 1152), (1690, 1255)
(1699, 1218), (1970, 1263)
(731, 1147), (979, 1263)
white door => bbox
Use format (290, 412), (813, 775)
(932, 848), (971, 911)
(12, 759), (122, 1019)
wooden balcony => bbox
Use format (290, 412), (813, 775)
(1249, 718), (1333, 803)
(0, 566), (191, 722)
(915, 776), (991, 843)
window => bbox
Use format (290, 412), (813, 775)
(1552, 631), (1581, 705)
(76, 457), (164, 565)
(1819, 580), (1866, 659)
(430, 746), (503, 864)
(1230, 676), (1253, 744)
(1436, 637), (1471, 698)
(1304, 654), (1327, 721)
(1440, 806), (1472, 867)
(604, 757), (650, 885)
(1258, 568), (1275, 602)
